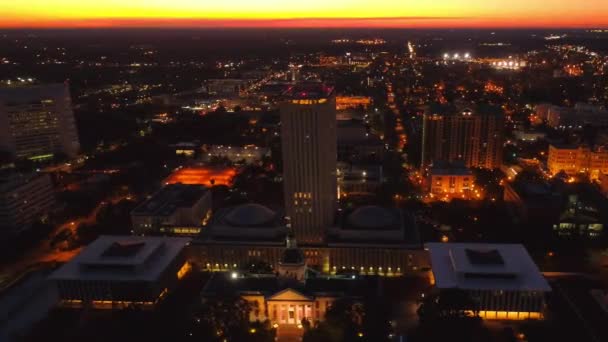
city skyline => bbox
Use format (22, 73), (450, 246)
(1, 0), (608, 28)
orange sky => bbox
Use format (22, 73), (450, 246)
(1, 1), (607, 28)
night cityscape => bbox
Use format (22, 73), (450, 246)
(1, 2), (608, 342)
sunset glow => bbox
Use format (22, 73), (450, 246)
(1, 0), (608, 28)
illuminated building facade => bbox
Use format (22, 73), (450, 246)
(280, 83), (337, 244)
(163, 166), (236, 187)
(554, 194), (603, 238)
(190, 205), (425, 277)
(204, 144), (270, 164)
(335, 96), (372, 111)
(0, 83), (80, 160)
(202, 256), (378, 328)
(428, 162), (476, 199)
(50, 236), (191, 309)
(548, 144), (608, 180)
(131, 184), (212, 236)
(0, 172), (55, 235)
(426, 243), (551, 320)
(421, 103), (504, 170)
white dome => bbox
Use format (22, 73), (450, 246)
(225, 203), (276, 227)
(347, 206), (396, 229)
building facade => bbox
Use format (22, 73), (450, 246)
(280, 83), (337, 244)
(49, 236), (191, 310)
(548, 144), (608, 180)
(428, 162), (476, 199)
(0, 83), (80, 160)
(421, 103), (504, 170)
(0, 172), (55, 236)
(131, 184), (212, 236)
(426, 243), (551, 320)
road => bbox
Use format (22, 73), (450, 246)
(0, 194), (130, 292)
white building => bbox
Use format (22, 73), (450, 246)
(131, 184), (212, 235)
(49, 235), (191, 309)
(0, 83), (80, 160)
(426, 243), (551, 320)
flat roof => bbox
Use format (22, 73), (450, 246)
(49, 235), (190, 282)
(132, 183), (208, 216)
(426, 243), (551, 292)
(283, 82), (334, 100)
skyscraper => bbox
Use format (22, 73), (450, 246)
(0, 83), (80, 160)
(421, 103), (504, 170)
(280, 83), (337, 244)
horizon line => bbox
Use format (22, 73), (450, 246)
(2, 16), (607, 29)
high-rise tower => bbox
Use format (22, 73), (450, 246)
(0, 83), (80, 160)
(280, 83), (337, 244)
(421, 103), (504, 170)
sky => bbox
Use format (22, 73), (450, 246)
(1, 0), (608, 29)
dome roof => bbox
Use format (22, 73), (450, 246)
(347, 205), (396, 229)
(225, 203), (277, 227)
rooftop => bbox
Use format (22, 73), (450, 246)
(283, 82), (334, 100)
(163, 166), (236, 187)
(426, 243), (551, 292)
(132, 183), (208, 217)
(0, 83), (69, 103)
(202, 272), (379, 298)
(49, 235), (190, 282)
(344, 206), (402, 231)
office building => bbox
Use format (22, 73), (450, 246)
(548, 144), (608, 180)
(0, 172), (55, 236)
(203, 144), (270, 164)
(0, 83), (80, 160)
(426, 243), (551, 320)
(131, 184), (212, 235)
(421, 103), (504, 170)
(50, 235), (191, 309)
(280, 83), (337, 244)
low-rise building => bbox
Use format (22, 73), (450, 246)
(337, 120), (385, 163)
(131, 184), (212, 236)
(548, 144), (608, 180)
(191, 204), (425, 277)
(554, 194), (604, 238)
(49, 235), (191, 309)
(503, 180), (561, 223)
(428, 162), (476, 199)
(513, 130), (546, 142)
(337, 163), (383, 197)
(335, 96), (372, 111)
(541, 103), (608, 129)
(203, 145), (270, 164)
(426, 243), (551, 320)
(201, 238), (380, 328)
